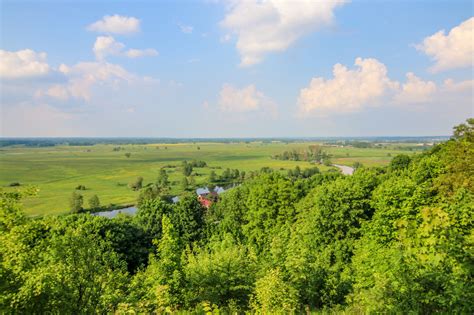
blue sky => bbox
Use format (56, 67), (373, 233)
(1, 0), (472, 137)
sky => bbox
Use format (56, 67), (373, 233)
(0, 0), (473, 137)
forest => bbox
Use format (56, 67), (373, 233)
(0, 119), (473, 314)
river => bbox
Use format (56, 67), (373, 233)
(333, 164), (355, 175)
(92, 185), (230, 218)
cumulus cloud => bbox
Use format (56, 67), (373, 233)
(36, 84), (70, 101)
(220, 0), (347, 66)
(297, 57), (473, 116)
(394, 72), (436, 104)
(0, 49), (50, 79)
(178, 23), (193, 34)
(87, 14), (140, 35)
(93, 36), (158, 60)
(93, 36), (125, 60)
(416, 17), (474, 72)
(35, 61), (137, 101)
(218, 83), (276, 114)
(124, 48), (158, 58)
(298, 58), (398, 115)
(442, 78), (474, 92)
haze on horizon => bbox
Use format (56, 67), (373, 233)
(1, 0), (473, 138)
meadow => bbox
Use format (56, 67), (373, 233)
(0, 141), (424, 216)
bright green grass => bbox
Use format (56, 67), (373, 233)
(0, 142), (420, 216)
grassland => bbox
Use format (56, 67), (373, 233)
(0, 141), (425, 216)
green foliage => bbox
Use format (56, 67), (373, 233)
(88, 194), (100, 209)
(69, 191), (83, 213)
(1, 119), (472, 313)
(156, 168), (170, 188)
(75, 184), (86, 190)
(0, 217), (129, 313)
(141, 215), (184, 310)
(182, 160), (193, 176)
(134, 198), (173, 240)
(180, 176), (189, 191)
(184, 236), (256, 308)
(172, 193), (206, 245)
(209, 170), (217, 183)
(241, 172), (302, 250)
(252, 268), (298, 313)
(128, 176), (143, 191)
(389, 154), (411, 171)
(0, 187), (36, 232)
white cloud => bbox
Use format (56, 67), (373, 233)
(442, 78), (474, 92)
(0, 49), (50, 79)
(220, 0), (347, 66)
(93, 36), (125, 60)
(297, 56), (472, 116)
(218, 83), (276, 113)
(178, 23), (193, 34)
(35, 84), (70, 101)
(394, 72), (436, 104)
(125, 48), (158, 58)
(93, 36), (158, 60)
(416, 17), (474, 72)
(36, 61), (137, 101)
(298, 58), (398, 115)
(87, 14), (140, 35)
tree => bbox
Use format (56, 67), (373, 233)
(0, 187), (37, 233)
(189, 175), (196, 188)
(70, 191), (83, 213)
(128, 176), (143, 191)
(181, 177), (189, 191)
(156, 169), (169, 188)
(134, 198), (173, 240)
(172, 193), (205, 245)
(182, 161), (193, 177)
(139, 215), (183, 310)
(125, 152), (131, 158)
(389, 154), (411, 171)
(252, 268), (298, 313)
(0, 217), (129, 314)
(88, 194), (100, 209)
(209, 170), (217, 183)
(184, 236), (256, 308)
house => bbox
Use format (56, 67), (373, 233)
(197, 191), (218, 208)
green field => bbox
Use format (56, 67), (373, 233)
(0, 141), (423, 216)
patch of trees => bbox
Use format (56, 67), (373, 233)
(272, 145), (330, 163)
(181, 160), (207, 177)
(1, 118), (472, 314)
(287, 166), (320, 179)
(208, 168), (245, 184)
(128, 176), (143, 191)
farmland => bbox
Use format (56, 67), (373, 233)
(0, 141), (428, 216)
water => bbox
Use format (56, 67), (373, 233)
(333, 164), (355, 175)
(91, 206), (137, 218)
(93, 185), (232, 218)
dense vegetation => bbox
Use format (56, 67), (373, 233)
(0, 120), (472, 313)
